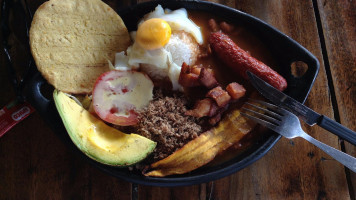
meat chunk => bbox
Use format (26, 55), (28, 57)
(181, 62), (190, 73)
(208, 104), (229, 125)
(179, 73), (199, 87)
(179, 62), (200, 87)
(179, 63), (220, 90)
(226, 82), (246, 100)
(198, 68), (219, 89)
(207, 101), (219, 117)
(206, 86), (231, 107)
(209, 112), (222, 125)
(186, 82), (244, 125)
(191, 65), (202, 75)
(220, 21), (234, 33)
(185, 98), (217, 118)
(209, 18), (219, 32)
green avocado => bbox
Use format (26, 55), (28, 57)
(53, 90), (156, 166)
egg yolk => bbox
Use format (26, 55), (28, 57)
(136, 18), (171, 50)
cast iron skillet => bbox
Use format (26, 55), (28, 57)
(19, 0), (319, 186)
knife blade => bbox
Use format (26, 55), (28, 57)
(247, 71), (356, 146)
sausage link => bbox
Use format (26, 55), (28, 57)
(209, 32), (287, 91)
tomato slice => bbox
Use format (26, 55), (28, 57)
(92, 70), (153, 126)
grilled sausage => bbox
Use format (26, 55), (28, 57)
(209, 32), (287, 91)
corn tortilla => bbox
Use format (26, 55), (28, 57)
(30, 0), (131, 93)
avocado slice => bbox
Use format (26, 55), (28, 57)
(53, 90), (156, 166)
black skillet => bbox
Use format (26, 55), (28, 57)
(3, 0), (319, 187)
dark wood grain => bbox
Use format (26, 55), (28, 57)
(0, 0), (354, 199)
(316, 0), (356, 198)
(137, 184), (208, 200)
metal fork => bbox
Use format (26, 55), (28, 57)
(241, 100), (356, 173)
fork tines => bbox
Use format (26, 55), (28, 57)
(241, 99), (285, 130)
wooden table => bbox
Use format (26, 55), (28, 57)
(1, 0), (355, 199)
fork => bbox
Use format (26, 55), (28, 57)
(241, 100), (356, 173)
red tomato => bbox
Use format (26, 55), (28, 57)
(92, 70), (153, 126)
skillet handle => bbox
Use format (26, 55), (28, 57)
(24, 73), (51, 114)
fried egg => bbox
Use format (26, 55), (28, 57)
(113, 5), (203, 90)
(138, 5), (203, 45)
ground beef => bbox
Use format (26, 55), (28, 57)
(135, 89), (203, 162)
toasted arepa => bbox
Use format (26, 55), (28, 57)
(30, 0), (131, 93)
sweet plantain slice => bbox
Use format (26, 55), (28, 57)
(143, 108), (256, 177)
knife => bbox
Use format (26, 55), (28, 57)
(247, 71), (356, 146)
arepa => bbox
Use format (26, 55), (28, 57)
(30, 0), (131, 93)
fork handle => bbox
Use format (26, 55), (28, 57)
(301, 133), (356, 173)
(319, 116), (356, 146)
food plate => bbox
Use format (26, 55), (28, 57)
(24, 0), (319, 186)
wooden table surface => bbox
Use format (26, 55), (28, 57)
(1, 0), (355, 199)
